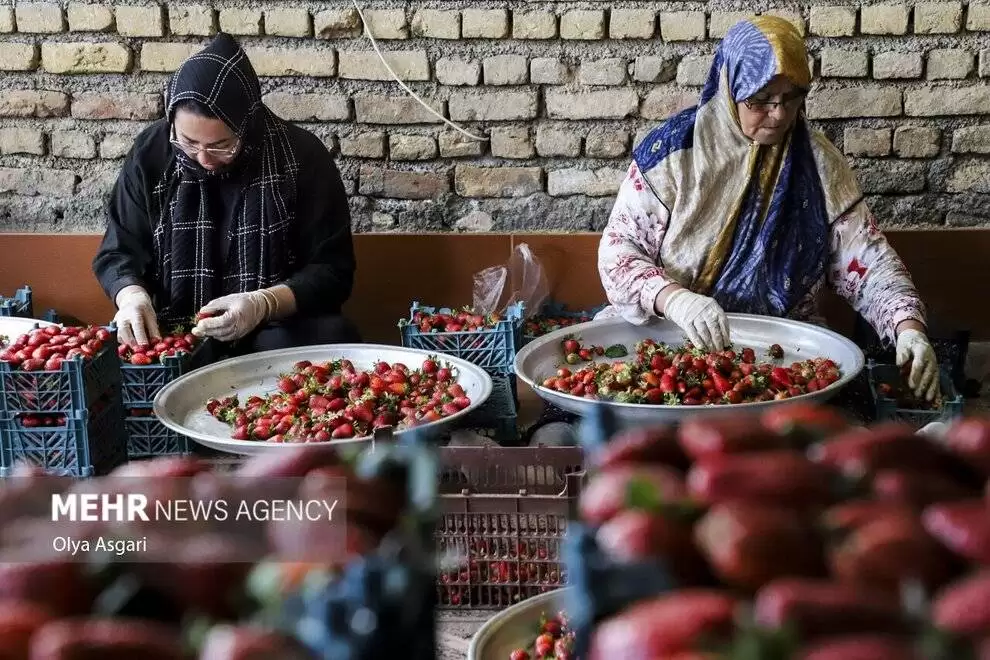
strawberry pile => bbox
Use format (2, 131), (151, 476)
(524, 314), (593, 338)
(542, 338), (842, 406)
(0, 325), (111, 371)
(206, 356), (471, 442)
(407, 307), (503, 333)
(117, 327), (200, 366)
(571, 406), (990, 659)
(0, 446), (411, 658)
(438, 539), (563, 607)
(511, 611), (575, 660)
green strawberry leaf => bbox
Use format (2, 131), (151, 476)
(605, 344), (629, 358)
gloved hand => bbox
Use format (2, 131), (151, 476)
(661, 288), (730, 351)
(896, 328), (940, 401)
(114, 285), (160, 348)
(191, 292), (270, 343)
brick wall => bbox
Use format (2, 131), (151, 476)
(0, 1), (987, 234)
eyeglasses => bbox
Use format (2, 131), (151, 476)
(169, 130), (240, 159)
(743, 90), (807, 112)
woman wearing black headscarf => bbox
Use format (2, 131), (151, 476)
(93, 33), (359, 353)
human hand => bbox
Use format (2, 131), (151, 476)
(661, 288), (730, 351)
(896, 328), (940, 401)
(114, 285), (161, 348)
(192, 292), (269, 343)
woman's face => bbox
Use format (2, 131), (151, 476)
(172, 108), (240, 171)
(736, 75), (806, 145)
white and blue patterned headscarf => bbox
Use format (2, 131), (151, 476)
(634, 16), (833, 318)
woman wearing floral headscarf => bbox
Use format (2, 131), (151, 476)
(598, 16), (939, 401)
(93, 33), (359, 354)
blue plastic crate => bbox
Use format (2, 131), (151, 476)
(125, 414), (191, 459)
(867, 361), (964, 429)
(452, 374), (519, 446)
(120, 337), (213, 408)
(0, 325), (121, 415)
(0, 394), (127, 477)
(522, 300), (608, 345)
(0, 286), (32, 318)
(399, 302), (524, 375)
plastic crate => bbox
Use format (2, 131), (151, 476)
(399, 302), (524, 375)
(522, 300), (608, 345)
(0, 393), (127, 477)
(450, 374), (519, 446)
(867, 361), (963, 428)
(120, 338), (213, 408)
(435, 445), (585, 609)
(0, 286), (32, 318)
(0, 326), (121, 415)
(853, 314), (970, 392)
(124, 411), (191, 459)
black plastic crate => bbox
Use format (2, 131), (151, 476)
(852, 314), (970, 392)
(0, 394), (127, 477)
(867, 362), (964, 429)
(124, 412), (191, 459)
(522, 300), (607, 345)
(0, 326), (121, 415)
(120, 338), (213, 408)
(0, 286), (32, 318)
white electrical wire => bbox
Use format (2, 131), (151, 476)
(351, 0), (489, 142)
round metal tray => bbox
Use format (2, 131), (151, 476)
(515, 314), (865, 425)
(468, 588), (571, 660)
(0, 316), (56, 341)
(152, 344), (493, 455)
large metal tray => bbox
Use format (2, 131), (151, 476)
(515, 314), (865, 425)
(152, 344), (493, 455)
(468, 588), (571, 660)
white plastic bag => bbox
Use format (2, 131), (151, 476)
(472, 243), (549, 319)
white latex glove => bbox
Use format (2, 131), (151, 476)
(114, 285), (160, 348)
(191, 292), (269, 343)
(661, 288), (730, 351)
(896, 328), (940, 401)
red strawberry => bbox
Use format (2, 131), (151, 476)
(589, 590), (738, 657)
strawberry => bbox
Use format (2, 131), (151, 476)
(820, 500), (916, 537)
(579, 464), (688, 525)
(687, 450), (835, 511)
(594, 425), (690, 471)
(932, 570), (990, 637)
(872, 469), (977, 509)
(589, 590), (739, 657)
(677, 417), (789, 460)
(595, 508), (710, 584)
(29, 618), (186, 659)
(921, 499), (990, 565)
(794, 635), (921, 660)
(809, 423), (981, 486)
(694, 502), (825, 592)
(943, 418), (990, 477)
(828, 511), (958, 597)
(754, 578), (907, 640)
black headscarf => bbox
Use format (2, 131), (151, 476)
(151, 33), (298, 323)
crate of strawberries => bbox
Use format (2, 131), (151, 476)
(0, 323), (120, 415)
(118, 316), (215, 458)
(435, 445), (584, 609)
(502, 405), (990, 659)
(0, 285), (32, 318)
(399, 301), (525, 375)
(868, 361), (963, 429)
(522, 301), (607, 345)
(0, 323), (127, 476)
